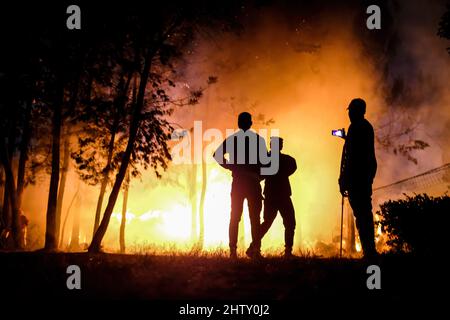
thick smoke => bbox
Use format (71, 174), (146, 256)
(174, 0), (450, 249)
(358, 1), (450, 181)
(20, 1), (450, 252)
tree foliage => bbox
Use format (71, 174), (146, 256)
(374, 111), (429, 165)
(438, 3), (450, 53)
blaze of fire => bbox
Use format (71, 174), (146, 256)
(103, 166), (258, 251)
(18, 2), (450, 255)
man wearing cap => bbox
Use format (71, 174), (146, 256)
(339, 98), (378, 258)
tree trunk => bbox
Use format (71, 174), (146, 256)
(93, 181), (107, 236)
(198, 157), (207, 249)
(119, 170), (130, 253)
(59, 184), (79, 249)
(69, 197), (80, 251)
(44, 85), (63, 251)
(88, 54), (152, 253)
(92, 74), (131, 236)
(189, 163), (197, 243)
(1, 182), (10, 232)
(0, 140), (21, 249)
(55, 135), (70, 247)
(15, 98), (32, 249)
(0, 168), (4, 228)
(93, 110), (119, 235)
(197, 89), (211, 249)
(16, 96), (32, 210)
(1, 107), (18, 235)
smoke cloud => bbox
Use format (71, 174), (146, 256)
(20, 0), (450, 253)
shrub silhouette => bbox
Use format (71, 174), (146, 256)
(377, 193), (450, 255)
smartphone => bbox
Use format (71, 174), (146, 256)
(332, 128), (345, 138)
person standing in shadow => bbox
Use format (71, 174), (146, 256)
(259, 137), (297, 258)
(213, 112), (268, 259)
(339, 98), (378, 259)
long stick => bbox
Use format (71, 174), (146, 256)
(340, 196), (344, 258)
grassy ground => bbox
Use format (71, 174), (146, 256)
(0, 251), (441, 306)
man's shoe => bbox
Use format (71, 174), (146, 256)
(245, 246), (253, 258)
(284, 251), (298, 259)
(246, 246), (262, 259)
(284, 248), (297, 259)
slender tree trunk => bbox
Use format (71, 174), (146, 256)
(0, 140), (21, 249)
(93, 75), (131, 236)
(198, 157), (207, 249)
(197, 89), (211, 249)
(59, 184), (79, 249)
(2, 102), (20, 248)
(93, 114), (119, 235)
(0, 168), (4, 228)
(189, 163), (197, 243)
(188, 125), (198, 247)
(119, 170), (130, 253)
(44, 84), (63, 251)
(1, 108), (17, 234)
(16, 96), (32, 210)
(1, 180), (10, 231)
(69, 198), (80, 251)
(55, 135), (70, 247)
(88, 20), (181, 253)
(93, 177), (108, 236)
(88, 54), (152, 253)
(15, 99), (32, 249)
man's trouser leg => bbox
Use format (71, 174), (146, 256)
(229, 191), (244, 254)
(348, 188), (376, 256)
(260, 198), (278, 241)
(279, 197), (296, 254)
(247, 189), (263, 253)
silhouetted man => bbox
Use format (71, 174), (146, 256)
(213, 112), (268, 259)
(339, 98), (377, 258)
(259, 137), (297, 257)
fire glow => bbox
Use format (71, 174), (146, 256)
(11, 1), (450, 256)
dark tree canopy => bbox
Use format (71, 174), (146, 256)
(438, 3), (450, 53)
(0, 0), (245, 250)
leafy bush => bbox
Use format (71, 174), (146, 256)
(376, 193), (450, 255)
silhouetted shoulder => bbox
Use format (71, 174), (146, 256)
(362, 119), (374, 132)
(281, 154), (297, 176)
(283, 154), (296, 163)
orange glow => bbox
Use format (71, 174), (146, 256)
(19, 2), (450, 255)
(102, 166), (256, 251)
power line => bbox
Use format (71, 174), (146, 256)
(373, 163), (450, 192)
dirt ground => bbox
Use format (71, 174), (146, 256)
(0, 252), (443, 316)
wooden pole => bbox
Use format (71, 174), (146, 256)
(340, 196), (344, 258)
